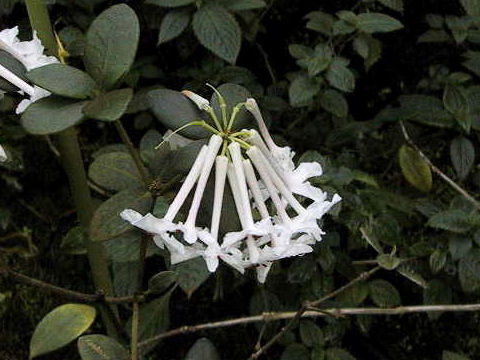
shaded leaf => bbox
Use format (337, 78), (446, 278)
(289, 74), (321, 107)
(281, 343), (310, 360)
(368, 279), (401, 307)
(459, 249), (480, 292)
(326, 58), (355, 93)
(320, 89), (348, 118)
(185, 338), (221, 360)
(77, 335), (129, 360)
(450, 136), (475, 180)
(356, 13), (403, 33)
(427, 209), (473, 233)
(299, 320), (324, 348)
(83, 89), (133, 122)
(148, 271), (177, 294)
(60, 226), (87, 255)
(158, 9), (191, 44)
(398, 145), (432, 192)
(146, 0), (196, 7)
(325, 348), (357, 360)
(172, 257), (210, 297)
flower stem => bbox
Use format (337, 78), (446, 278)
(24, 0), (118, 337)
(113, 120), (151, 186)
(131, 301), (140, 360)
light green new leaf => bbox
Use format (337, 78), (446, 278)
(21, 97), (86, 135)
(450, 136), (475, 180)
(158, 9), (191, 44)
(185, 338), (221, 360)
(146, 0), (196, 7)
(326, 58), (355, 93)
(30, 304), (96, 359)
(78, 335), (129, 360)
(27, 64), (97, 99)
(356, 13), (404, 33)
(83, 89), (133, 122)
(88, 151), (142, 191)
(84, 4), (140, 90)
(192, 3), (241, 64)
(398, 145), (432, 192)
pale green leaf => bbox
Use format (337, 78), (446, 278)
(398, 145), (432, 192)
(185, 338), (221, 360)
(78, 335), (129, 360)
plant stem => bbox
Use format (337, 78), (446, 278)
(131, 302), (140, 360)
(23, 2), (118, 335)
(114, 120), (151, 186)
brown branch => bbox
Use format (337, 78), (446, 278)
(400, 121), (480, 211)
(1, 267), (145, 304)
(138, 303), (480, 349)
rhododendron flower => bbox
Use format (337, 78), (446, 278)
(122, 89), (340, 283)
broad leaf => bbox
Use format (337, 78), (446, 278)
(192, 3), (241, 64)
(30, 304), (96, 358)
(185, 338), (221, 360)
(146, 0), (196, 7)
(223, 0), (266, 11)
(398, 145), (432, 192)
(27, 64), (97, 99)
(78, 335), (129, 360)
(356, 13), (404, 33)
(320, 89), (348, 118)
(325, 348), (357, 360)
(450, 136), (475, 180)
(158, 9), (191, 44)
(460, 0), (480, 16)
(60, 226), (87, 255)
(377, 0), (404, 12)
(83, 89), (133, 122)
(368, 279), (401, 307)
(427, 209), (473, 233)
(281, 343), (310, 360)
(21, 97), (86, 135)
(148, 271), (177, 294)
(172, 257), (210, 297)
(423, 279), (452, 306)
(0, 50), (28, 92)
(299, 320), (325, 348)
(88, 151), (143, 191)
(443, 85), (470, 130)
(289, 74), (321, 107)
(399, 95), (455, 128)
(459, 249), (480, 292)
(84, 4), (140, 90)
(210, 83), (254, 130)
(326, 57), (355, 93)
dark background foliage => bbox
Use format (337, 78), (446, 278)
(1, 0), (480, 359)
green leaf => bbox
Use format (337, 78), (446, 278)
(84, 4), (140, 90)
(450, 136), (475, 180)
(288, 44), (313, 59)
(106, 231), (149, 263)
(90, 188), (153, 241)
(89, 151), (142, 192)
(326, 58), (355, 93)
(423, 279), (452, 306)
(77, 335), (129, 360)
(210, 83), (253, 130)
(146, 0), (196, 7)
(443, 351), (471, 360)
(21, 97), (86, 135)
(148, 89), (209, 139)
(60, 226), (87, 255)
(148, 271), (177, 294)
(377, 0), (404, 12)
(460, 0), (480, 16)
(0, 50), (28, 92)
(376, 253), (401, 270)
(299, 320), (324, 348)
(27, 64), (97, 99)
(306, 11), (335, 35)
(59, 26), (85, 57)
(443, 85), (470, 130)
(450, 236), (473, 261)
(396, 264), (427, 287)
(446, 16), (469, 44)
(112, 261), (139, 296)
(427, 209), (473, 233)
(353, 34), (382, 70)
(158, 9), (191, 44)
(172, 257), (210, 297)
(289, 74), (321, 107)
(288, 257), (316, 283)
(398, 145), (432, 192)
(185, 338), (221, 360)
(337, 282), (369, 306)
(399, 95), (456, 128)
(368, 279), (401, 307)
(430, 249), (447, 274)
(356, 13), (404, 33)
(126, 291), (171, 341)
(29, 304), (96, 359)
(320, 89), (348, 118)
(459, 249), (480, 292)
(83, 89), (133, 122)
(192, 3), (241, 64)
(281, 343), (310, 360)
(223, 0), (266, 11)
(325, 348), (357, 360)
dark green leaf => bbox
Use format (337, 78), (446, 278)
(88, 151), (142, 191)
(443, 85), (470, 130)
(306, 11), (335, 35)
(325, 348), (357, 360)
(450, 136), (475, 180)
(148, 271), (177, 294)
(399, 95), (455, 128)
(21, 97), (86, 135)
(368, 279), (401, 307)
(377, 0), (404, 12)
(460, 0), (480, 16)
(326, 58), (355, 93)
(427, 209), (473, 233)
(83, 89), (133, 122)
(288, 257), (316, 283)
(336, 282), (369, 306)
(146, 0), (196, 7)
(0, 50), (28, 92)
(459, 249), (480, 292)
(320, 89), (348, 118)
(223, 0), (266, 11)
(299, 320), (324, 348)
(77, 335), (129, 360)
(356, 13), (404, 33)
(449, 236), (472, 261)
(172, 257), (210, 297)
(60, 226), (87, 255)
(423, 279), (452, 305)
(30, 304), (96, 359)
(27, 64), (97, 99)
(430, 249), (447, 274)
(112, 261), (139, 296)
(289, 74), (321, 107)
(192, 3), (241, 64)
(158, 9), (191, 44)
(84, 4), (140, 90)
(398, 145), (432, 192)
(185, 338), (221, 360)
(280, 343), (310, 360)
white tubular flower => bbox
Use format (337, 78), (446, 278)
(0, 144), (7, 162)
(0, 26), (58, 113)
(181, 90), (211, 111)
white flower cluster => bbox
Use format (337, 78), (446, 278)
(0, 26), (57, 114)
(121, 92), (340, 283)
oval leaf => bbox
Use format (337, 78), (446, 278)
(27, 64), (97, 99)
(147, 0), (196, 7)
(78, 334), (129, 360)
(30, 304), (96, 359)
(158, 9), (191, 44)
(210, 83), (253, 130)
(21, 97), (86, 135)
(0, 50), (28, 92)
(148, 271), (177, 294)
(450, 136), (475, 180)
(84, 4), (140, 90)
(83, 89), (133, 122)
(356, 13), (404, 33)
(185, 338), (221, 360)
(398, 145), (432, 192)
(368, 279), (401, 307)
(192, 3), (241, 64)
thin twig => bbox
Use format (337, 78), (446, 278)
(1, 267), (145, 304)
(138, 303), (480, 349)
(400, 121), (480, 211)
(249, 266), (381, 359)
(131, 302), (140, 360)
